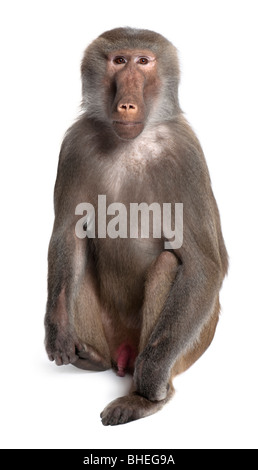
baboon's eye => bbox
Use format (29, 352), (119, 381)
(114, 57), (126, 64)
(138, 57), (149, 65)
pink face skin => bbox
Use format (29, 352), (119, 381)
(105, 49), (159, 140)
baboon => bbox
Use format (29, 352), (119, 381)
(45, 27), (228, 426)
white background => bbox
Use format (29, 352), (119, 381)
(0, 0), (257, 449)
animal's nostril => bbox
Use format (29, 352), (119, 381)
(118, 103), (138, 112)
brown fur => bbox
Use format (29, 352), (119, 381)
(45, 27), (228, 425)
